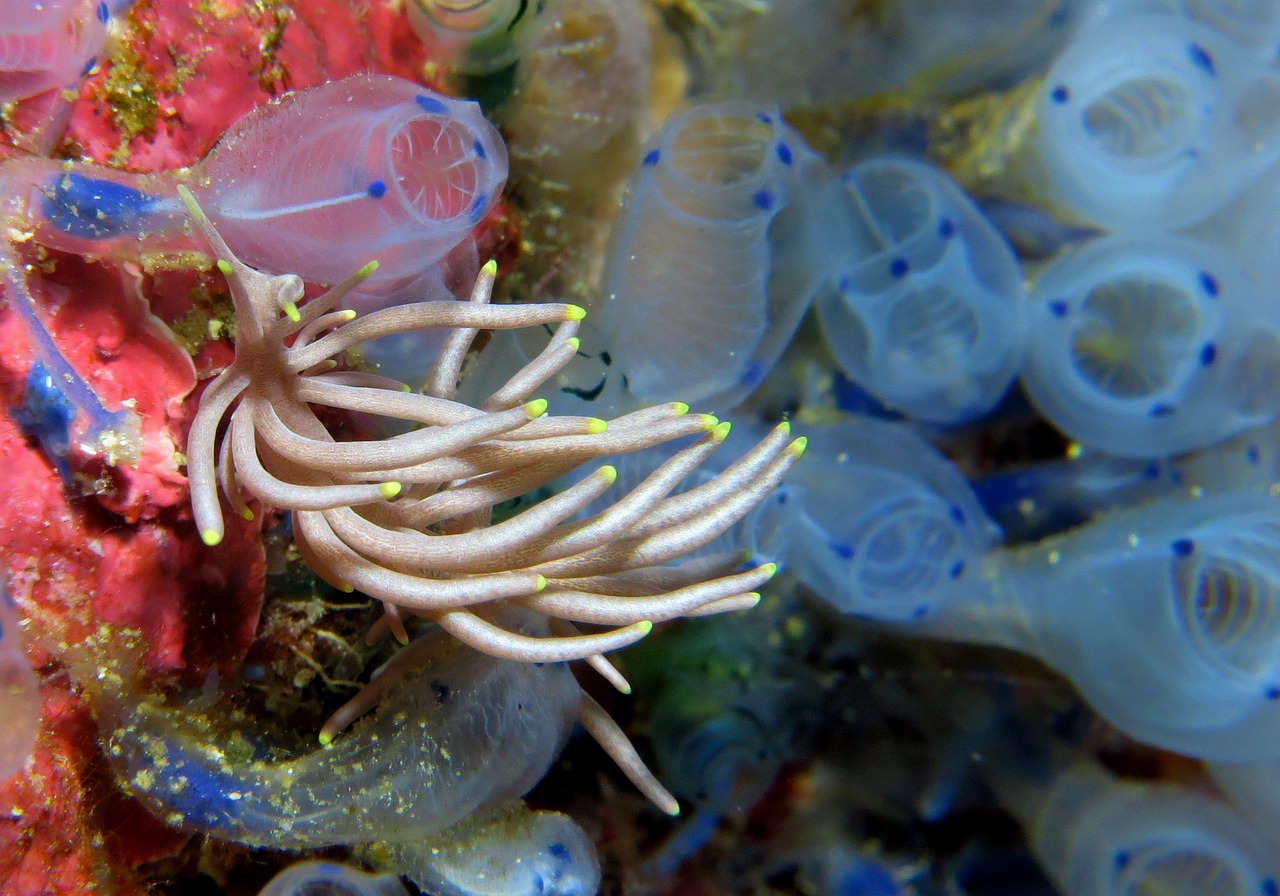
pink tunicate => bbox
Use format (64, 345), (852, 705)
(191, 73), (509, 285)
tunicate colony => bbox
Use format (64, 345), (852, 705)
(5, 0), (1280, 894)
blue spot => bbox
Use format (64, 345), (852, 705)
(777, 491), (788, 506)
(1200, 343), (1216, 366)
(837, 274), (851, 292)
(830, 540), (855, 560)
(367, 180), (387, 198)
(1143, 461), (1161, 479)
(1264, 879), (1278, 896)
(548, 842), (570, 859)
(1049, 300), (1069, 318)
(1248, 444), (1261, 464)
(775, 142), (793, 165)
(642, 148), (660, 166)
(912, 605), (928, 619)
(938, 218), (954, 238)
(1172, 538), (1195, 557)
(889, 257), (909, 278)
(41, 173), (160, 240)
(1150, 403), (1175, 417)
(415, 94), (449, 114)
(1115, 852), (1131, 869)
(756, 112), (772, 124)
(752, 189), (775, 211)
(97, 0), (109, 22)
(1188, 43), (1216, 76)
(949, 560), (965, 578)
(1050, 85), (1070, 104)
(1267, 687), (1280, 700)
(1200, 271), (1219, 296)
(473, 140), (486, 159)
(949, 505), (966, 524)
(740, 360), (765, 388)
(469, 194), (486, 219)
(16, 361), (75, 474)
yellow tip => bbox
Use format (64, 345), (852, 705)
(671, 402), (690, 416)
(666, 799), (682, 817)
(481, 258), (498, 276)
(338, 582), (354, 594)
(524, 398), (549, 419)
(761, 563), (779, 579)
(745, 593), (762, 607)
(215, 259), (233, 276)
(619, 681), (633, 695)
(201, 529), (223, 547)
(699, 414), (719, 430)
(711, 421), (732, 441)
(536, 574), (548, 592)
(600, 465), (618, 486)
(380, 481), (402, 498)
(357, 260), (380, 279)
(341, 309), (358, 321)
(586, 418), (608, 434)
(777, 420), (791, 434)
(788, 436), (808, 458)
(637, 620), (654, 636)
(401, 383), (413, 392)
(238, 508), (255, 521)
(283, 302), (301, 323)
(393, 627), (411, 646)
(317, 732), (334, 746)
(565, 304), (586, 321)
(566, 337), (581, 352)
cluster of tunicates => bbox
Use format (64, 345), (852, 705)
(509, 1), (1280, 892)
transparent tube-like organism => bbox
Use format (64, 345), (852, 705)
(0, 0), (113, 104)
(910, 493), (1280, 761)
(192, 74), (508, 286)
(101, 624), (581, 848)
(983, 739), (1280, 896)
(1020, 234), (1280, 458)
(7, 74), (507, 288)
(1033, 12), (1280, 229)
(257, 861), (408, 896)
(815, 157), (1027, 424)
(502, 0), (650, 180)
(782, 418), (1003, 622)
(0, 581), (39, 784)
(389, 803), (601, 896)
(598, 101), (854, 412)
(406, 0), (542, 74)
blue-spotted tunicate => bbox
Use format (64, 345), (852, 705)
(909, 493), (1280, 762)
(1020, 234), (1280, 458)
(598, 101), (854, 412)
(815, 156), (1027, 424)
(102, 627), (581, 849)
(1033, 10), (1280, 229)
